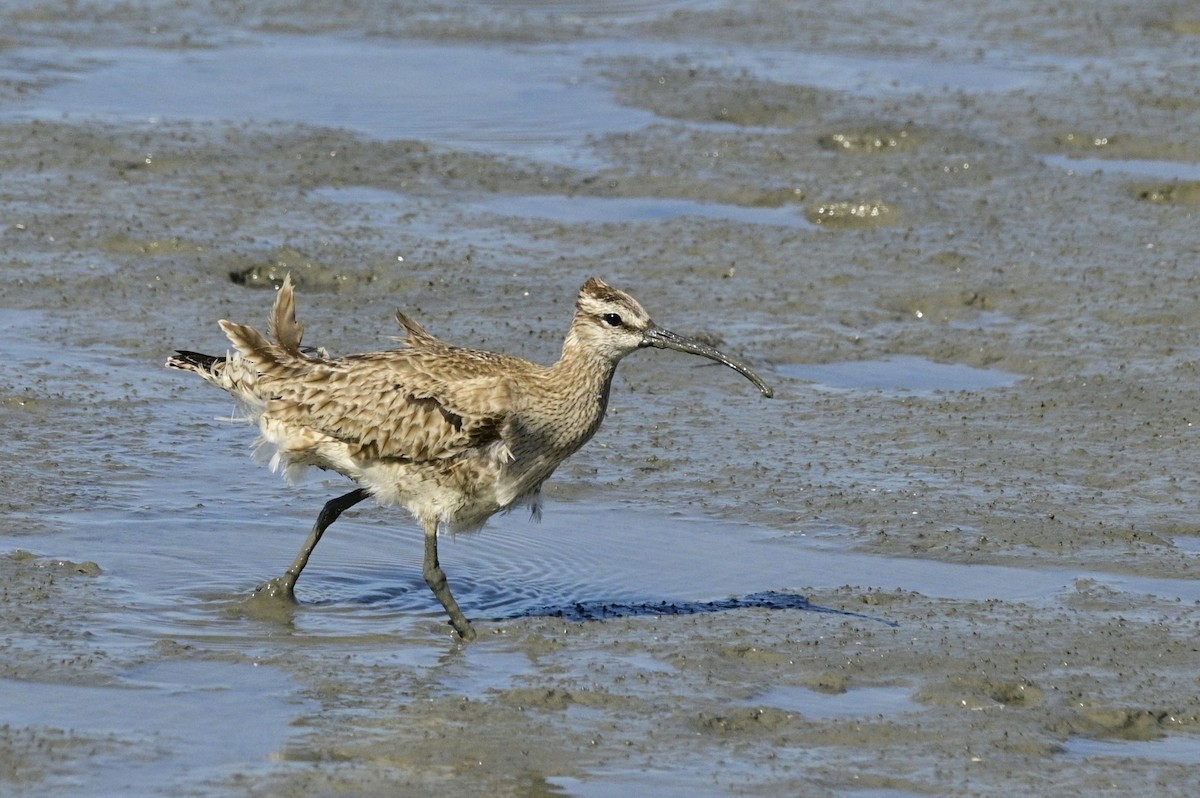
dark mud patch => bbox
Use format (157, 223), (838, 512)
(1049, 132), (1200, 163)
(1052, 708), (1189, 742)
(1131, 180), (1200, 204)
(608, 59), (835, 127)
(0, 726), (128, 792)
(0, 550), (111, 683)
(227, 245), (382, 291)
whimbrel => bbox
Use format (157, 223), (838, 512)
(167, 276), (772, 640)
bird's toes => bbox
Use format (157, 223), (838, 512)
(225, 576), (301, 624)
(251, 575), (299, 604)
(453, 620), (478, 642)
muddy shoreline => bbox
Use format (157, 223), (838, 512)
(3, 1), (1200, 796)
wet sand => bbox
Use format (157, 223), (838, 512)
(2, 1), (1200, 795)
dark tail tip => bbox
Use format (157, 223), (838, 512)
(166, 350), (225, 371)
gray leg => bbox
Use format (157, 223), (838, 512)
(422, 517), (476, 641)
(255, 487), (371, 600)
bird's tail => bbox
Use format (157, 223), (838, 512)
(166, 274), (308, 397)
(165, 347), (257, 398)
(218, 273), (312, 370)
(165, 350), (225, 374)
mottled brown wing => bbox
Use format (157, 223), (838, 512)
(261, 347), (524, 463)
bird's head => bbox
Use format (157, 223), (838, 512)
(569, 277), (773, 398)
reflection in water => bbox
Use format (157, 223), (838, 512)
(779, 356), (1022, 394)
(502, 589), (897, 627)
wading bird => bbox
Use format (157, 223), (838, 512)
(167, 276), (772, 640)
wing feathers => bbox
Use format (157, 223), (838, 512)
(219, 319), (274, 361)
(211, 285), (527, 466)
(261, 350), (525, 464)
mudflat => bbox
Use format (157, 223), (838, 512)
(2, 1), (1199, 796)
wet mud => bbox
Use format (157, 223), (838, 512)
(3, 0), (1200, 796)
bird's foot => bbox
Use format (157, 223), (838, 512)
(228, 574), (300, 624)
(251, 574), (298, 604)
(452, 618), (478, 642)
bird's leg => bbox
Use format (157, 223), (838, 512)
(255, 487), (371, 601)
(422, 518), (476, 641)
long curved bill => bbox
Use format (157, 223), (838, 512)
(641, 326), (774, 398)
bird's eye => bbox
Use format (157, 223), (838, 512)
(602, 313), (623, 327)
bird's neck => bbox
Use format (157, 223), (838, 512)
(533, 332), (619, 451)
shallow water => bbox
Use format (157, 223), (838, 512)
(11, 37), (658, 166)
(50, 483), (1198, 647)
(10, 444), (1200, 793)
(6, 29), (1083, 166)
(1061, 736), (1200, 766)
(1043, 154), (1200, 181)
(741, 684), (922, 720)
(0, 662), (308, 797)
